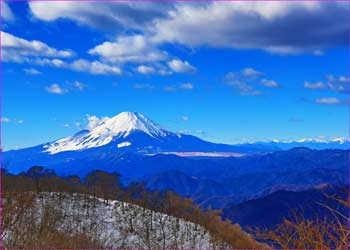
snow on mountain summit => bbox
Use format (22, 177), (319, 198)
(44, 112), (171, 154)
(92, 112), (168, 138)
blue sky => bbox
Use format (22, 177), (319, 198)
(1, 1), (349, 150)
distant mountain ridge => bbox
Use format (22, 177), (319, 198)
(222, 185), (349, 229)
(240, 137), (349, 150)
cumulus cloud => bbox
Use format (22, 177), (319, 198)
(89, 37), (195, 74)
(29, 2), (173, 31)
(33, 58), (122, 75)
(29, 2), (347, 56)
(23, 68), (42, 75)
(1, 31), (73, 63)
(136, 65), (156, 74)
(1, 2), (14, 21)
(2, 31), (122, 76)
(86, 115), (109, 130)
(181, 116), (189, 121)
(45, 83), (68, 95)
(153, 2), (348, 54)
(167, 59), (197, 73)
(70, 59), (122, 75)
(89, 35), (168, 64)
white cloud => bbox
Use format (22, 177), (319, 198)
(89, 36), (196, 74)
(153, 2), (348, 54)
(86, 115), (109, 130)
(179, 83), (194, 90)
(1, 31), (73, 63)
(29, 2), (347, 55)
(136, 65), (156, 74)
(89, 35), (168, 64)
(315, 97), (342, 105)
(1, 2), (14, 21)
(241, 68), (262, 77)
(304, 81), (326, 90)
(260, 79), (280, 88)
(1, 32), (121, 76)
(45, 83), (68, 95)
(23, 68), (42, 75)
(35, 58), (66, 67)
(167, 59), (196, 73)
(34, 58), (122, 76)
(70, 59), (122, 75)
(29, 2), (173, 31)
(63, 123), (70, 128)
(181, 116), (189, 121)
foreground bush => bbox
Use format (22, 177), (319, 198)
(253, 187), (349, 249)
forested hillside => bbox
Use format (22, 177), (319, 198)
(1, 167), (263, 249)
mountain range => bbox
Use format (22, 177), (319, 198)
(241, 137), (350, 150)
(3, 111), (349, 211)
(3, 112), (272, 174)
(222, 185), (348, 229)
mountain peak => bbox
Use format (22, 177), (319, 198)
(102, 111), (167, 137)
(44, 111), (170, 154)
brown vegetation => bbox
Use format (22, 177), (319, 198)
(1, 167), (264, 249)
(253, 187), (349, 249)
(3, 166), (348, 249)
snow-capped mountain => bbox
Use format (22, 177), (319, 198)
(44, 112), (173, 154)
(4, 111), (270, 175)
(240, 137), (350, 150)
(39, 111), (266, 155)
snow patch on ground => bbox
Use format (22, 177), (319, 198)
(8, 193), (214, 249)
